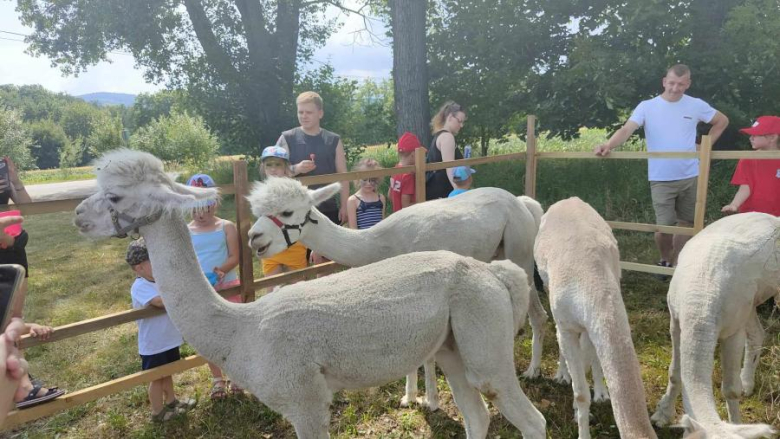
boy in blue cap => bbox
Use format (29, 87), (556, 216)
(448, 166), (476, 197)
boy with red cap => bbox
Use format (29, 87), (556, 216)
(722, 116), (780, 216)
(388, 132), (424, 212)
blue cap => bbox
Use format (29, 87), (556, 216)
(261, 146), (290, 161)
(187, 173), (216, 188)
(452, 166), (476, 182)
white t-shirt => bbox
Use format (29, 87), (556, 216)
(130, 277), (183, 356)
(629, 95), (716, 181)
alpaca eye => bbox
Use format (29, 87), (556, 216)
(108, 194), (122, 203)
(280, 211), (293, 218)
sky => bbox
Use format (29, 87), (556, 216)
(0, 1), (392, 96)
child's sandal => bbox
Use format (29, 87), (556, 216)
(151, 405), (177, 423)
(167, 398), (197, 413)
(228, 381), (244, 396)
(210, 378), (227, 400)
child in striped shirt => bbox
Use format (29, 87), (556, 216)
(346, 158), (385, 229)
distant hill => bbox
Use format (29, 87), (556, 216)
(77, 92), (136, 107)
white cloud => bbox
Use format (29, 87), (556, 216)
(0, 0), (392, 96)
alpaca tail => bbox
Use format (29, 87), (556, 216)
(487, 260), (530, 335)
(588, 291), (658, 439)
(680, 415), (778, 438)
(518, 196), (543, 231)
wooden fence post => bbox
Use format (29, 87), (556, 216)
(524, 115), (538, 198)
(414, 146), (427, 203)
(233, 160), (256, 302)
(693, 135), (713, 233)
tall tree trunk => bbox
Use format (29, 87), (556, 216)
(391, 0), (430, 148)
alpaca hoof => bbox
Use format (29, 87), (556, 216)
(400, 395), (414, 407)
(552, 369), (571, 384)
(650, 409), (673, 427)
(741, 378), (755, 397)
(592, 389), (610, 403)
(422, 397), (440, 412)
(522, 366), (541, 379)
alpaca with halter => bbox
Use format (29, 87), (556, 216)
(651, 212), (779, 439)
(247, 177), (552, 409)
(73, 149), (547, 439)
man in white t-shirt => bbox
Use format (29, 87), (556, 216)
(593, 64), (729, 270)
(126, 238), (195, 422)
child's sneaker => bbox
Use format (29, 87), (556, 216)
(654, 260), (672, 281)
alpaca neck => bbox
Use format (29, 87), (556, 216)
(141, 213), (241, 361)
(301, 208), (383, 267)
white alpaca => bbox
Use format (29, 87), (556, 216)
(246, 177), (550, 409)
(651, 212), (779, 439)
(534, 197), (658, 439)
(73, 150), (547, 439)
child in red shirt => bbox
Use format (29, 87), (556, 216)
(389, 132), (424, 212)
(722, 115), (780, 216)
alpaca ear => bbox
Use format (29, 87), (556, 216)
(148, 184), (218, 209)
(309, 183), (341, 207)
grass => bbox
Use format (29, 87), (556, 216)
(5, 137), (780, 438)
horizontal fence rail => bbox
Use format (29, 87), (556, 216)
(4, 116), (777, 429)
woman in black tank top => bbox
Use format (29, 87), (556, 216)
(425, 102), (467, 200)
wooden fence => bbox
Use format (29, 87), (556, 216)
(4, 116), (780, 429)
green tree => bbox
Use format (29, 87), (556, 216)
(126, 90), (191, 132)
(17, 0), (373, 151)
(0, 108), (35, 170)
(58, 136), (85, 171)
(27, 119), (69, 169)
(86, 113), (125, 157)
(129, 112), (219, 164)
(352, 79), (395, 147)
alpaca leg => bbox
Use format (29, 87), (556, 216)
(401, 370), (418, 407)
(422, 359), (439, 411)
(559, 329), (591, 439)
(721, 329), (746, 424)
(553, 351), (572, 384)
(741, 309), (764, 396)
(282, 369), (333, 439)
(486, 369), (547, 439)
(522, 287), (548, 379)
(652, 316), (682, 426)
(435, 347), (490, 439)
(581, 333), (609, 403)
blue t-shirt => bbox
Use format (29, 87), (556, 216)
(448, 188), (468, 197)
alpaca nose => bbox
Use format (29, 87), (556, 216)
(75, 205), (85, 216)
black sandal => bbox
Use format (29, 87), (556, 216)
(16, 384), (66, 409)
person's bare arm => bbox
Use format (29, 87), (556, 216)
(346, 196), (358, 229)
(401, 194), (413, 209)
(5, 158), (31, 204)
(722, 184), (750, 214)
(335, 140), (350, 223)
(594, 121), (640, 156)
(706, 111), (729, 145)
(438, 133), (458, 188)
(215, 220), (240, 278)
(380, 194), (386, 219)
(148, 296), (165, 308)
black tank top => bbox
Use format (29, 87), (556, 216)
(282, 127), (341, 212)
(425, 130), (463, 200)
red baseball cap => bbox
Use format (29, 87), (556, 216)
(397, 132), (425, 153)
(740, 116), (780, 136)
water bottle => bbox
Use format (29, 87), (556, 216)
(464, 144), (472, 159)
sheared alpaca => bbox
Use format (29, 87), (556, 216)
(246, 177), (549, 409)
(73, 150), (547, 439)
(535, 197), (657, 439)
(651, 212), (779, 439)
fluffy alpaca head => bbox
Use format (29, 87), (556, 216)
(74, 149), (219, 238)
(246, 177), (340, 258)
(680, 415), (777, 439)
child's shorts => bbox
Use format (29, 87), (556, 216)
(141, 346), (181, 371)
(262, 241), (308, 274)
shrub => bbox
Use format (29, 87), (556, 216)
(28, 119), (68, 169)
(0, 107), (35, 169)
(129, 112), (220, 165)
